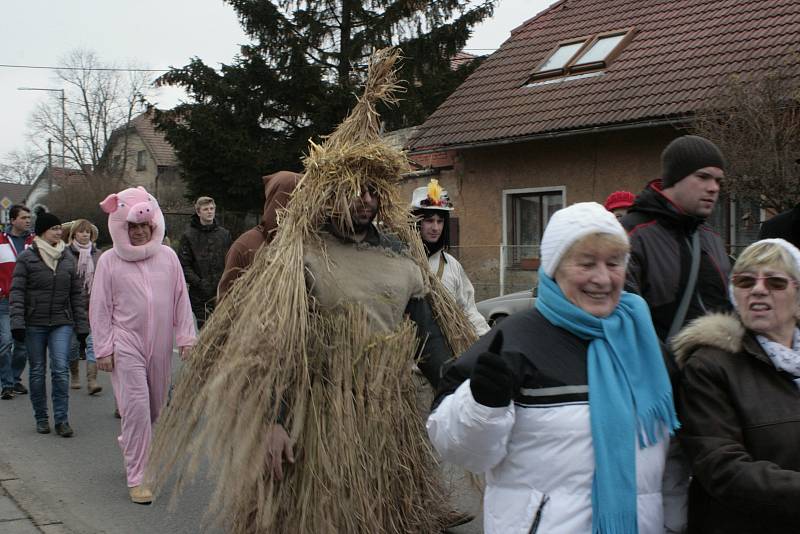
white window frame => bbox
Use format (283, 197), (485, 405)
(500, 186), (566, 294)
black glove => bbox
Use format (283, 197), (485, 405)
(77, 333), (88, 351)
(11, 329), (25, 343)
(470, 331), (514, 408)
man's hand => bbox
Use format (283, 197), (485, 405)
(179, 346), (191, 360)
(266, 424), (295, 481)
(77, 333), (88, 352)
(97, 355), (114, 372)
(11, 329), (25, 343)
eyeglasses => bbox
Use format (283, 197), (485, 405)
(731, 274), (798, 291)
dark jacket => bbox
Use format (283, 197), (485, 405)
(435, 308), (590, 408)
(9, 243), (89, 334)
(758, 204), (800, 250)
(178, 215), (231, 314)
(622, 180), (732, 342)
(673, 313), (800, 534)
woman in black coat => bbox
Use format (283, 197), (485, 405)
(9, 213), (88, 437)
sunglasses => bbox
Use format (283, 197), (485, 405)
(731, 274), (797, 291)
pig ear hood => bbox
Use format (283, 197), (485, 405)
(101, 186), (166, 262)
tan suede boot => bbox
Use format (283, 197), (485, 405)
(86, 362), (102, 395)
(69, 360), (81, 389)
(129, 485), (153, 504)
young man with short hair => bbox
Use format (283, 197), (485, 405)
(178, 196), (231, 328)
(622, 135), (733, 534)
(0, 205), (34, 399)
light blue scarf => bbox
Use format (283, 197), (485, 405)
(535, 272), (679, 534)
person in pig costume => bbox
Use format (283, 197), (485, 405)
(90, 186), (196, 504)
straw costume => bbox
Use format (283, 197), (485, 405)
(146, 48), (477, 533)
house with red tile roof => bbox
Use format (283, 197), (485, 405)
(99, 109), (188, 209)
(403, 0), (799, 299)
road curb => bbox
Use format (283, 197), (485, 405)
(0, 462), (96, 534)
(0, 461), (50, 533)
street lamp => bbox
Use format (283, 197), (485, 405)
(17, 87), (66, 170)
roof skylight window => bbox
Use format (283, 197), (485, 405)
(529, 29), (635, 82)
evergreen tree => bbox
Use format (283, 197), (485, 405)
(154, 0), (494, 209)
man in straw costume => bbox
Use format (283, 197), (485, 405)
(146, 48), (478, 533)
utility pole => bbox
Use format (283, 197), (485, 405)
(18, 86), (67, 176)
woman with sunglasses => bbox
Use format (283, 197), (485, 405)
(672, 238), (800, 534)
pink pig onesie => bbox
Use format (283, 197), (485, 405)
(89, 186), (196, 489)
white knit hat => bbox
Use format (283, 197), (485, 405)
(756, 238), (800, 274)
(539, 201), (629, 277)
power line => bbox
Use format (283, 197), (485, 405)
(0, 63), (170, 73)
(0, 49), (500, 74)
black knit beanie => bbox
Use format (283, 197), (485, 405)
(661, 135), (726, 188)
(35, 212), (61, 236)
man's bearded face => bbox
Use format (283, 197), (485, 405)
(349, 184), (379, 231)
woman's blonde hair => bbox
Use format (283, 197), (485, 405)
(559, 232), (630, 269)
(67, 219), (98, 244)
(733, 241), (800, 281)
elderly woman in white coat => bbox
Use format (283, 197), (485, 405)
(427, 202), (679, 534)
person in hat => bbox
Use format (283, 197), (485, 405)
(90, 187), (196, 504)
(428, 202), (679, 534)
(621, 134), (733, 533)
(604, 190), (636, 221)
(217, 171), (301, 299)
(145, 48), (477, 533)
(411, 179), (489, 336)
(9, 212), (89, 437)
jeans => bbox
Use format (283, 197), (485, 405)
(0, 298), (27, 389)
(69, 332), (96, 363)
(26, 325), (73, 424)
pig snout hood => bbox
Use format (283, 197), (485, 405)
(100, 186), (166, 262)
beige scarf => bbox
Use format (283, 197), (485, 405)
(34, 236), (65, 271)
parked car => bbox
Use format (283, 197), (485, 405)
(476, 288), (536, 326)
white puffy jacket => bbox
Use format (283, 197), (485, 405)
(427, 310), (671, 533)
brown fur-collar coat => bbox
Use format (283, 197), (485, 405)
(671, 313), (800, 534)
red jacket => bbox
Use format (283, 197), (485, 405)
(0, 231), (35, 298)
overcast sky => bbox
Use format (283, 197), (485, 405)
(0, 0), (556, 161)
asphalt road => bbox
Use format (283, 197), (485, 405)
(0, 354), (483, 533)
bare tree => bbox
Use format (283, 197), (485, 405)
(0, 148), (46, 184)
(27, 49), (154, 173)
(692, 61), (800, 212)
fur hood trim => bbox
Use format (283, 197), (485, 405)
(671, 313), (745, 368)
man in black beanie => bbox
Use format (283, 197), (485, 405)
(621, 134), (733, 534)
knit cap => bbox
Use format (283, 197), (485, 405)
(34, 212), (61, 236)
(661, 135), (726, 188)
(540, 202), (628, 277)
(604, 191), (636, 212)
